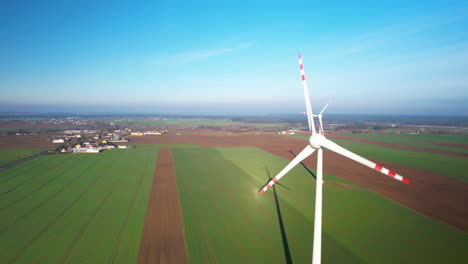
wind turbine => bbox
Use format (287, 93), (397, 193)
(302, 97), (333, 134)
(259, 53), (411, 264)
(313, 97), (333, 134)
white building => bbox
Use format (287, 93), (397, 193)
(71, 148), (101, 153)
(52, 139), (65, 143)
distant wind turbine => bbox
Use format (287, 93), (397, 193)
(259, 53), (411, 264)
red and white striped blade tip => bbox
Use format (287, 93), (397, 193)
(374, 164), (411, 184)
(402, 178), (411, 184)
(298, 52), (302, 59)
(259, 180), (276, 194)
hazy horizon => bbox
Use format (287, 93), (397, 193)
(1, 100), (467, 117)
(1, 1), (467, 116)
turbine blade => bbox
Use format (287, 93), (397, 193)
(319, 97), (334, 115)
(259, 145), (316, 194)
(320, 139), (411, 184)
(319, 116), (324, 134)
(298, 53), (316, 134)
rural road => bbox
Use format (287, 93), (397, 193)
(0, 150), (50, 172)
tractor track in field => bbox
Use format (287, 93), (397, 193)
(138, 148), (187, 264)
(58, 176), (123, 264)
(0, 156), (53, 183)
(5, 155), (124, 263)
(185, 191), (218, 264)
(0, 155), (99, 210)
(0, 150), (50, 172)
(0, 157), (102, 234)
(210, 193), (252, 263)
(0, 152), (62, 178)
(0, 156), (67, 195)
(183, 193), (209, 263)
(213, 175), (276, 260)
(7, 177), (100, 263)
(107, 154), (151, 264)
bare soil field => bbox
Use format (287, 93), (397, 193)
(0, 135), (53, 149)
(130, 134), (468, 231)
(138, 148), (187, 264)
(0, 121), (54, 129)
(327, 135), (467, 158)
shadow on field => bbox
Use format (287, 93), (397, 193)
(289, 150), (316, 180)
(265, 167), (293, 264)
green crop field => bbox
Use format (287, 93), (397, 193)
(329, 138), (468, 182)
(0, 149), (46, 167)
(338, 133), (468, 154)
(174, 146), (468, 263)
(1, 143), (467, 263)
(114, 117), (290, 129)
(116, 118), (232, 128)
(288, 135), (468, 182)
(0, 147), (157, 264)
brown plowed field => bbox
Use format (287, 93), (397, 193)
(327, 135), (467, 158)
(0, 135), (53, 149)
(138, 148), (187, 264)
(131, 134), (468, 231)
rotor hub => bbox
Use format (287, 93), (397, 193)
(309, 134), (326, 149)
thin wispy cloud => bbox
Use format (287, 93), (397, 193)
(178, 77), (233, 84)
(151, 42), (254, 65)
(315, 11), (468, 59)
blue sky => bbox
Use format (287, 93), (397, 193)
(1, 0), (467, 115)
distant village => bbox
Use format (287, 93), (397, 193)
(51, 128), (168, 154)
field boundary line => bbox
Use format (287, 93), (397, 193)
(107, 151), (152, 264)
(172, 154), (192, 263)
(180, 186), (210, 263)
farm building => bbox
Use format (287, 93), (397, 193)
(71, 147), (101, 153)
(109, 139), (129, 142)
(52, 139), (65, 143)
(118, 145), (135, 149)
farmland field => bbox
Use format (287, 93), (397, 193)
(337, 133), (468, 154)
(114, 117), (291, 129)
(0, 148), (157, 264)
(289, 134), (468, 182)
(0, 148), (46, 167)
(1, 139), (467, 263)
(115, 118), (232, 128)
(174, 146), (468, 263)
(329, 138), (468, 182)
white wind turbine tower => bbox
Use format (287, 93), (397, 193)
(259, 53), (411, 264)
